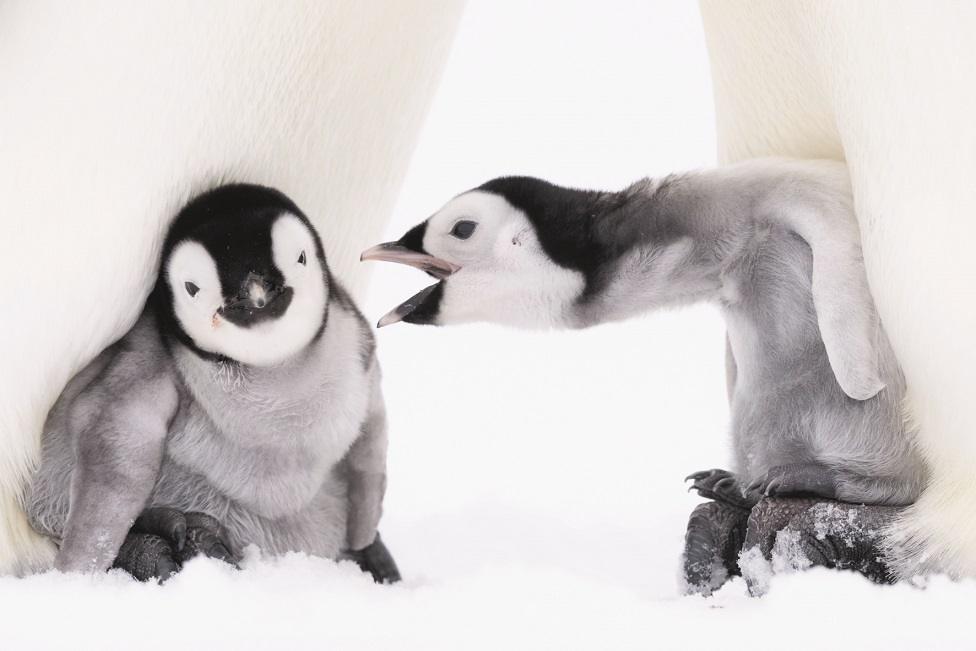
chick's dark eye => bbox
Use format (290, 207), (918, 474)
(298, 251), (306, 265)
(184, 281), (200, 297)
(450, 220), (477, 240)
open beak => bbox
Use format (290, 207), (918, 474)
(375, 283), (442, 328)
(361, 241), (458, 328)
(360, 243), (460, 280)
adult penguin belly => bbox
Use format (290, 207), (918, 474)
(0, 1), (463, 575)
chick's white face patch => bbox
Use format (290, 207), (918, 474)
(425, 191), (584, 328)
(167, 213), (327, 366)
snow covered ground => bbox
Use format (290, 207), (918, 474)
(3, 1), (975, 649)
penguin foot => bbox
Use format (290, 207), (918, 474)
(682, 500), (749, 596)
(775, 501), (898, 584)
(747, 463), (839, 500)
(686, 468), (757, 510)
(178, 512), (239, 565)
(739, 496), (820, 595)
(740, 497), (900, 595)
(112, 507), (239, 583)
(342, 532), (402, 584)
(743, 497), (820, 561)
(113, 533), (181, 583)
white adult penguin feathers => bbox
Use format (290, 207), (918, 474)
(155, 184), (330, 367)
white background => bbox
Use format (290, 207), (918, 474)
(368, 0), (726, 595)
(4, 2), (975, 649)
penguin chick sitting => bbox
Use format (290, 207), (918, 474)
(27, 184), (400, 583)
(363, 158), (927, 590)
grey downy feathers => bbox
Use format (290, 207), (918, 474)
(363, 158), (927, 507)
(27, 184), (399, 582)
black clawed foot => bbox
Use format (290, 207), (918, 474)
(682, 501), (749, 596)
(747, 463), (839, 500)
(113, 507), (239, 583)
(113, 533), (180, 583)
(180, 512), (239, 566)
(777, 502), (899, 584)
(740, 496), (821, 596)
(741, 497), (903, 595)
(343, 533), (401, 584)
(743, 496), (822, 561)
(685, 468), (756, 510)
(131, 507), (188, 552)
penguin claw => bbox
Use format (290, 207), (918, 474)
(748, 463), (839, 500)
(685, 469), (719, 482)
(686, 468), (757, 510)
(713, 476), (736, 492)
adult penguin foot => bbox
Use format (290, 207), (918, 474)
(740, 497), (900, 595)
(774, 501), (898, 582)
(682, 500), (750, 596)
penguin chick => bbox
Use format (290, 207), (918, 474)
(26, 184), (399, 583)
(363, 159), (927, 537)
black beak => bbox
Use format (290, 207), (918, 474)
(376, 283), (443, 328)
(218, 273), (293, 327)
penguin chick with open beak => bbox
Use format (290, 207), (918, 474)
(363, 158), (927, 593)
(27, 184), (400, 584)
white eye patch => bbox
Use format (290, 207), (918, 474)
(272, 214), (318, 286)
(424, 191), (531, 269)
(419, 192), (584, 328)
(168, 240), (222, 319)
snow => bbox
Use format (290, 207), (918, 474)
(5, 552), (976, 649)
(3, 1), (975, 649)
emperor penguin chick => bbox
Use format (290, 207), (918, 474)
(27, 184), (400, 583)
(364, 158), (927, 590)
